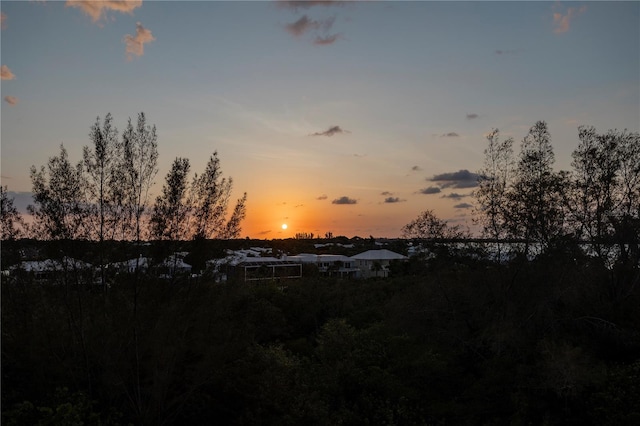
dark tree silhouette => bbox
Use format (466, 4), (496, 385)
(475, 129), (514, 258)
(83, 113), (120, 289)
(121, 112), (158, 243)
(507, 121), (565, 254)
(150, 157), (191, 242)
(28, 144), (89, 242)
(1, 186), (25, 241)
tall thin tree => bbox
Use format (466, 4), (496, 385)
(121, 112), (159, 243)
(83, 113), (119, 289)
(475, 128), (514, 260)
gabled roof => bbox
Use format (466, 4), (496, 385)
(351, 249), (407, 261)
(287, 254), (353, 263)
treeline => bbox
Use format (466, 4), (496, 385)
(2, 254), (640, 424)
(1, 111), (246, 244)
(402, 121), (639, 267)
(475, 121), (639, 263)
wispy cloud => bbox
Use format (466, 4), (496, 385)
(411, 166), (422, 172)
(123, 22), (155, 61)
(381, 191), (393, 196)
(1, 65), (16, 80)
(440, 132), (459, 138)
(276, 1), (345, 11)
(384, 197), (404, 203)
(454, 203), (473, 209)
(429, 169), (480, 189)
(332, 196), (357, 205)
(285, 15), (335, 37)
(419, 186), (441, 195)
(314, 33), (341, 45)
(552, 3), (587, 34)
(310, 125), (350, 137)
(285, 15), (317, 36)
(466, 113), (479, 120)
(258, 230), (272, 236)
(4, 96), (19, 106)
(441, 193), (468, 200)
(66, 0), (142, 24)
(1, 12), (7, 30)
(317, 194), (328, 200)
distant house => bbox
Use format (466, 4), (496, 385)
(159, 252), (192, 278)
(10, 257), (93, 282)
(287, 253), (359, 278)
(109, 256), (151, 274)
(227, 256), (302, 283)
(351, 249), (407, 278)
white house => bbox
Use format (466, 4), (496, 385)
(286, 253), (359, 278)
(351, 249), (407, 278)
(159, 252), (192, 277)
(10, 257), (93, 282)
(227, 256), (303, 282)
(109, 256), (151, 274)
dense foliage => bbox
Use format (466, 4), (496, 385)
(3, 250), (639, 425)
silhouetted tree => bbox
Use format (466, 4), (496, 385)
(507, 121), (566, 254)
(568, 126), (619, 256)
(190, 152), (246, 240)
(402, 209), (465, 240)
(121, 112), (158, 243)
(28, 144), (89, 242)
(1, 185), (25, 241)
(150, 157), (191, 242)
(567, 126), (640, 264)
(83, 113), (120, 289)
(222, 192), (247, 239)
(475, 129), (514, 258)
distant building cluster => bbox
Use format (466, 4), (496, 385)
(4, 245), (409, 284)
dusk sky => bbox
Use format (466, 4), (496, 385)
(1, 1), (638, 238)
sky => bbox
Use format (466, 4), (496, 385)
(1, 0), (638, 239)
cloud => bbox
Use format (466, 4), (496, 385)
(314, 33), (341, 45)
(123, 22), (155, 61)
(454, 203), (473, 209)
(441, 132), (459, 138)
(1, 65), (15, 80)
(419, 186), (441, 195)
(429, 169), (480, 189)
(257, 230), (272, 236)
(317, 194), (328, 200)
(332, 196), (357, 205)
(1, 12), (7, 30)
(441, 193), (468, 200)
(285, 15), (334, 37)
(466, 113), (479, 120)
(553, 4), (587, 34)
(384, 197), (404, 203)
(66, 0), (142, 23)
(411, 166), (422, 172)
(4, 96), (19, 106)
(276, 1), (345, 10)
(381, 191), (392, 196)
(310, 125), (350, 137)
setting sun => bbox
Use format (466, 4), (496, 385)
(281, 224), (288, 230)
